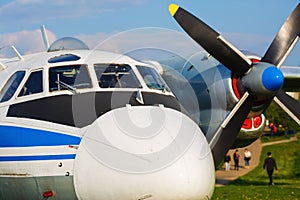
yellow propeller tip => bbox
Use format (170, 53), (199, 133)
(169, 4), (179, 16)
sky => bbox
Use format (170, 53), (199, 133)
(1, 0), (300, 65)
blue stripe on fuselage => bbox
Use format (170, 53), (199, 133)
(0, 154), (76, 161)
(0, 125), (81, 147)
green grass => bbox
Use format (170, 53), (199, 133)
(260, 133), (297, 143)
(211, 139), (300, 200)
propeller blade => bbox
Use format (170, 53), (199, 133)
(274, 90), (300, 125)
(169, 4), (252, 77)
(209, 92), (254, 166)
(261, 4), (300, 67)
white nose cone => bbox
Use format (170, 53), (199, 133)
(74, 105), (215, 200)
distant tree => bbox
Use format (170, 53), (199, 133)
(265, 97), (300, 132)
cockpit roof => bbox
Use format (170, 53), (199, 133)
(48, 37), (89, 52)
(0, 37), (174, 101)
(2, 48), (147, 71)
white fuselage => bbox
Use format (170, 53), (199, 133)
(0, 47), (215, 199)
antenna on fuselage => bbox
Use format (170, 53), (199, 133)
(11, 46), (23, 60)
(0, 62), (7, 70)
(40, 25), (50, 51)
(0, 46), (8, 70)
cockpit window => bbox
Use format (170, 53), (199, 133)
(18, 70), (43, 97)
(0, 71), (25, 102)
(137, 66), (171, 92)
(49, 65), (92, 92)
(94, 64), (141, 88)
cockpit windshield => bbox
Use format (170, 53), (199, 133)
(0, 71), (25, 103)
(49, 65), (92, 93)
(137, 66), (171, 92)
(95, 64), (141, 88)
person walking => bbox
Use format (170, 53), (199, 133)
(224, 152), (231, 171)
(244, 148), (251, 168)
(233, 149), (240, 171)
(263, 152), (278, 185)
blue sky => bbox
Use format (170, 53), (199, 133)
(1, 0), (300, 65)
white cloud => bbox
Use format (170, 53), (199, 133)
(0, 27), (202, 60)
(77, 28), (203, 59)
(77, 28), (275, 62)
(1, 27), (278, 65)
(0, 29), (56, 58)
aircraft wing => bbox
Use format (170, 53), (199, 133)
(281, 66), (300, 92)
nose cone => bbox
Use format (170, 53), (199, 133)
(74, 105), (215, 200)
(262, 66), (284, 92)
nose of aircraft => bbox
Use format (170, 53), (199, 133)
(73, 105), (215, 200)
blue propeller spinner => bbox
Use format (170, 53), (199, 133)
(262, 66), (284, 92)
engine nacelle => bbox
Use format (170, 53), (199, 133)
(157, 52), (275, 148)
(242, 62), (284, 101)
(232, 114), (266, 148)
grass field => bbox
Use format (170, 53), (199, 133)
(211, 137), (300, 200)
(260, 133), (297, 143)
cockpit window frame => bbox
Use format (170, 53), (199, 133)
(136, 65), (171, 93)
(0, 70), (26, 103)
(94, 63), (142, 89)
(17, 69), (44, 98)
(49, 64), (93, 93)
